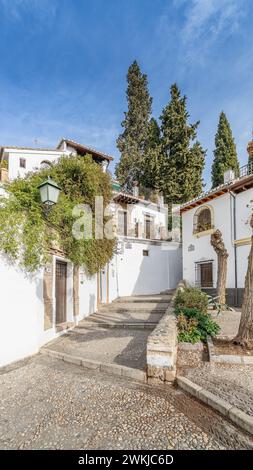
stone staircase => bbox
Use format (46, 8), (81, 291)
(41, 292), (174, 382)
(79, 296), (172, 330)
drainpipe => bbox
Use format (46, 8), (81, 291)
(230, 191), (238, 306)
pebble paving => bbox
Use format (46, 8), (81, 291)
(0, 354), (252, 450)
(183, 363), (253, 416)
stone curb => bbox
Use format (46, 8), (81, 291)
(114, 299), (172, 304)
(207, 335), (253, 364)
(75, 322), (156, 330)
(40, 348), (147, 383)
(177, 376), (253, 436)
(99, 309), (166, 314)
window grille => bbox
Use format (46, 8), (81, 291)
(195, 260), (214, 288)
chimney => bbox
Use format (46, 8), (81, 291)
(247, 140), (253, 160)
(223, 169), (235, 184)
(101, 160), (109, 173)
(157, 194), (164, 206)
(132, 181), (139, 197)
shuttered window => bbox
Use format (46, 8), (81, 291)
(195, 261), (213, 287)
(118, 210), (127, 236)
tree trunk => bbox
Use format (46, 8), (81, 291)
(234, 214), (253, 348)
(211, 229), (229, 305)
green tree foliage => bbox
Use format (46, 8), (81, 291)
(0, 155), (115, 274)
(146, 117), (160, 150)
(116, 60), (152, 190)
(211, 111), (239, 188)
(160, 84), (205, 204)
(140, 117), (162, 194)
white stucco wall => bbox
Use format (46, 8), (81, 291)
(182, 188), (252, 289)
(128, 202), (167, 237)
(0, 254), (98, 368)
(108, 239), (182, 299)
(4, 149), (63, 180)
(0, 256), (43, 367)
(78, 270), (98, 321)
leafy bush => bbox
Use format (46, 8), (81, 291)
(0, 160), (8, 169)
(174, 287), (208, 314)
(176, 307), (220, 344)
(0, 155), (115, 274)
(206, 295), (233, 315)
(177, 313), (202, 344)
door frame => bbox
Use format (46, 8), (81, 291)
(97, 264), (109, 306)
(55, 259), (67, 325)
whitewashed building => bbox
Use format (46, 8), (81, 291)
(181, 141), (253, 307)
(0, 138), (182, 367)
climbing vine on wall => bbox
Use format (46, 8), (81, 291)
(0, 155), (115, 274)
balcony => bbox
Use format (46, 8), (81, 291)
(237, 160), (253, 179)
(116, 222), (168, 241)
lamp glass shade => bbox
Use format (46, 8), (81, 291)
(38, 177), (61, 205)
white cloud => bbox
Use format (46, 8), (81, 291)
(0, 0), (57, 22)
(181, 0), (242, 42)
(174, 0), (246, 65)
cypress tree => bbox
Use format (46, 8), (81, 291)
(211, 111), (239, 188)
(140, 118), (162, 193)
(146, 117), (160, 150)
(115, 60), (152, 190)
(160, 83), (205, 204)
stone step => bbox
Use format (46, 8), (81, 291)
(80, 313), (162, 324)
(40, 348), (147, 383)
(114, 295), (173, 303)
(98, 302), (169, 313)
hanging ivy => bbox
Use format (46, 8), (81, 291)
(0, 155), (115, 275)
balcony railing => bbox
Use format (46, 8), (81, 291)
(116, 222), (168, 241)
(238, 160), (253, 179)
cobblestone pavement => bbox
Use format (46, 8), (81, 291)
(0, 354), (252, 450)
(182, 363), (253, 417)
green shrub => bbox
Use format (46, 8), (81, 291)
(177, 313), (202, 344)
(207, 294), (233, 315)
(0, 159), (8, 169)
(174, 287), (208, 314)
(0, 154), (115, 274)
(176, 307), (220, 344)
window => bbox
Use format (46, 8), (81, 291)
(195, 261), (213, 287)
(19, 158), (26, 169)
(118, 210), (127, 236)
(193, 206), (213, 234)
(144, 214), (154, 240)
(143, 250), (149, 257)
(40, 160), (52, 169)
(134, 219), (139, 238)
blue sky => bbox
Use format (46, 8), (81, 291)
(0, 0), (253, 187)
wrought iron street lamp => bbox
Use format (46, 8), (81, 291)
(38, 177), (61, 207)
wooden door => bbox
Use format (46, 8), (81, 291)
(55, 260), (67, 324)
(200, 262), (213, 287)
